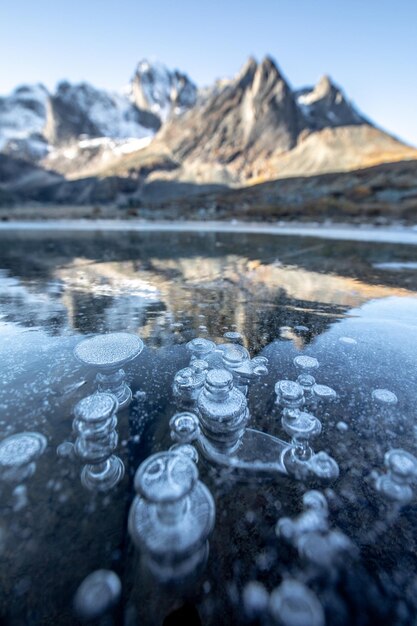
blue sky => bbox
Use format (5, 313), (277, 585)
(1, 0), (416, 145)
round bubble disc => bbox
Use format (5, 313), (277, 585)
(74, 392), (118, 422)
(169, 443), (199, 464)
(174, 367), (194, 386)
(206, 368), (234, 389)
(302, 490), (328, 512)
(191, 359), (209, 373)
(74, 332), (143, 368)
(385, 449), (417, 478)
(372, 388), (398, 406)
(135, 452), (198, 503)
(186, 338), (216, 355)
(313, 384), (337, 401)
(284, 410), (321, 437)
(309, 452), (339, 480)
(298, 532), (335, 567)
(269, 580), (324, 626)
(223, 331), (243, 344)
(222, 345), (250, 366)
(74, 569), (121, 620)
(0, 432), (47, 468)
(293, 355), (319, 371)
(169, 412), (200, 443)
(339, 336), (357, 345)
(275, 380), (304, 402)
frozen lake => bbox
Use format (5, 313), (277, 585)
(1, 224), (417, 625)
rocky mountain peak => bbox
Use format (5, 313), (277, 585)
(235, 56), (258, 88)
(296, 75), (366, 129)
(156, 55), (303, 180)
(129, 59), (197, 122)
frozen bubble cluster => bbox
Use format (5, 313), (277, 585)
(275, 379), (339, 480)
(73, 392), (124, 491)
(184, 335), (268, 397)
(197, 369), (249, 454)
(277, 490), (353, 568)
(73, 569), (121, 621)
(173, 360), (208, 407)
(0, 432), (47, 483)
(171, 336), (340, 481)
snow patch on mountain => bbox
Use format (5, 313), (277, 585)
(0, 84), (50, 158)
(53, 81), (156, 140)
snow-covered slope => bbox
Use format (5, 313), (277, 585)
(129, 60), (197, 122)
(44, 80), (160, 146)
(0, 84), (50, 159)
(0, 60), (197, 168)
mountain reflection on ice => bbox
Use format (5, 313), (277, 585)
(0, 229), (417, 625)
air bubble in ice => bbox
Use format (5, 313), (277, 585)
(173, 360), (208, 406)
(223, 331), (244, 345)
(309, 451), (339, 480)
(73, 392), (125, 491)
(128, 451), (215, 581)
(375, 448), (417, 504)
(242, 581), (269, 619)
(170, 412), (200, 444)
(197, 369), (249, 454)
(339, 336), (357, 345)
(275, 380), (305, 409)
(74, 332), (144, 409)
(269, 580), (324, 626)
(372, 388), (398, 406)
(169, 443), (199, 464)
(186, 338), (216, 362)
(74, 332), (143, 368)
(73, 569), (121, 621)
(0, 432), (47, 483)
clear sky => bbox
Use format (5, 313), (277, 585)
(1, 0), (416, 145)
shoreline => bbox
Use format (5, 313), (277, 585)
(1, 219), (417, 245)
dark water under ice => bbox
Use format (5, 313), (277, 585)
(1, 227), (417, 625)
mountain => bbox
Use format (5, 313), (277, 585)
(0, 60), (197, 161)
(295, 75), (367, 129)
(129, 60), (197, 121)
(0, 84), (50, 161)
(156, 57), (303, 179)
(0, 55), (416, 214)
(90, 57), (415, 187)
(44, 80), (160, 146)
